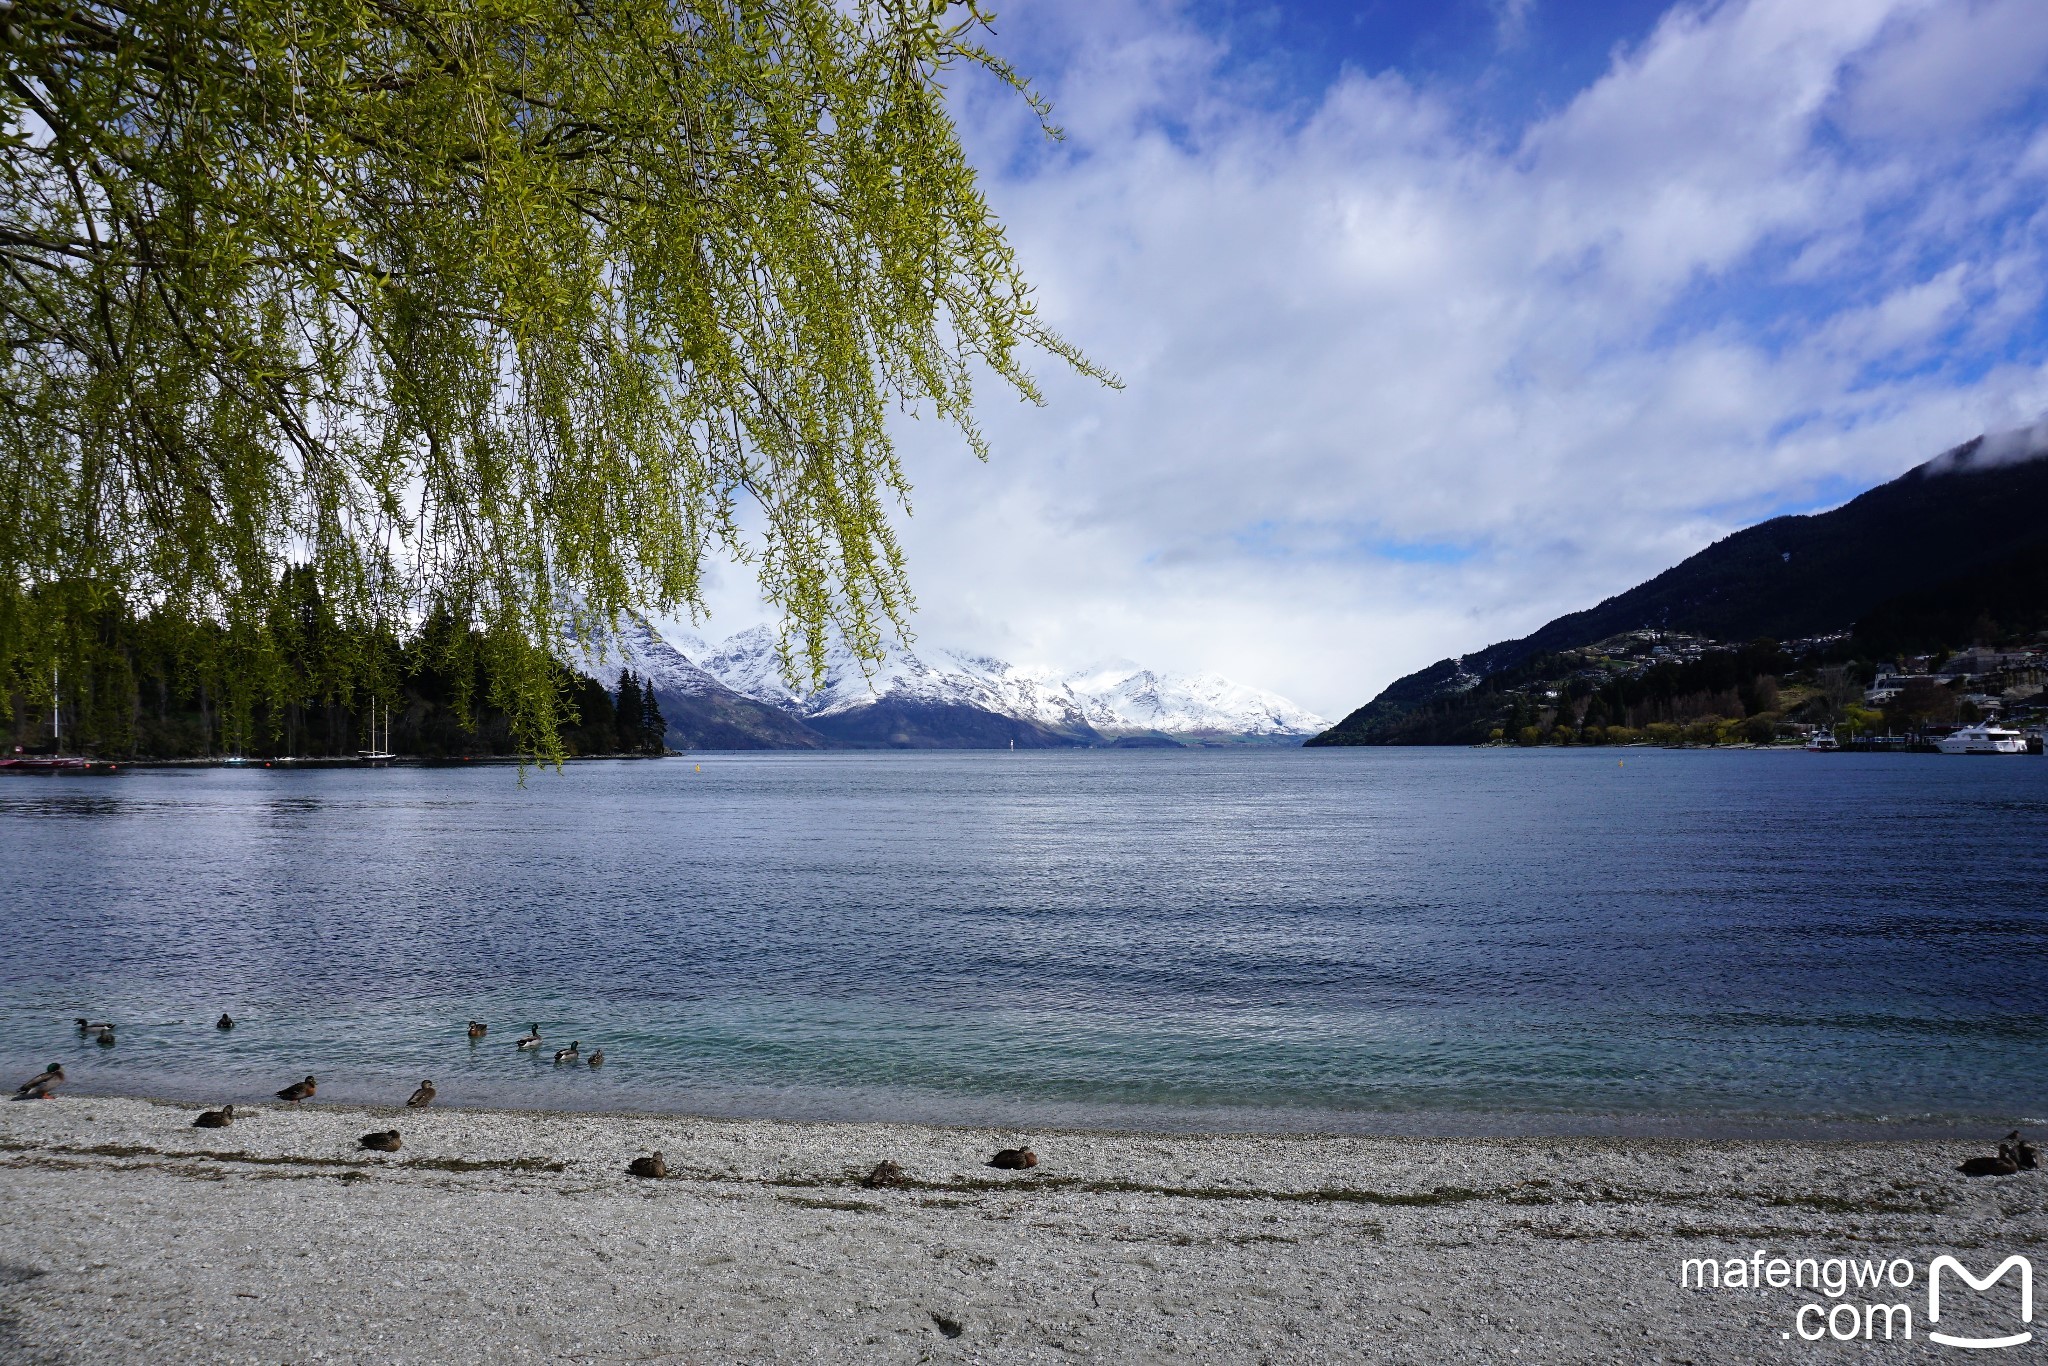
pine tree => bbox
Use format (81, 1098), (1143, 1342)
(614, 672), (644, 753)
(640, 684), (667, 755)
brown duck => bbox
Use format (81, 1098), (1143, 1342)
(987, 1146), (1037, 1170)
(13, 1063), (63, 1099)
(587, 1049), (605, 1068)
(467, 1020), (487, 1039)
(863, 1160), (907, 1188)
(1960, 1144), (2020, 1177)
(360, 1129), (402, 1153)
(2007, 1131), (2039, 1171)
(193, 1105), (234, 1128)
(628, 1151), (666, 1179)
(405, 1080), (436, 1108)
(275, 1075), (316, 1105)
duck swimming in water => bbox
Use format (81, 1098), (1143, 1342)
(553, 1041), (580, 1063)
(514, 1024), (543, 1050)
(75, 1018), (111, 1034)
(467, 1020), (487, 1039)
(275, 1075), (316, 1105)
(13, 1063), (63, 1099)
(95, 1026), (116, 1048)
(405, 1080), (436, 1108)
(193, 1105), (234, 1128)
(216, 1013), (234, 1031)
(587, 1049), (605, 1068)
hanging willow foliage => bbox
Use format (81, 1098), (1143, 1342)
(0, 0), (1111, 761)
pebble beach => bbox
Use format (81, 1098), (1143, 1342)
(1, 1094), (2041, 1363)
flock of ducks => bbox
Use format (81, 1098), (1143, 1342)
(12, 1035), (1046, 1181)
(1959, 1132), (2039, 1177)
(15, 1016), (615, 1155)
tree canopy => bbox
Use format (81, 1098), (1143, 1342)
(0, 0), (1110, 759)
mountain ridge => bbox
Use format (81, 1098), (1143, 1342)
(1310, 434), (2048, 745)
(572, 618), (1327, 750)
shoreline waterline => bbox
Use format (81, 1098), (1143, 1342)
(14, 1082), (2036, 1144)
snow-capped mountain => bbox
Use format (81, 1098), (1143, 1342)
(567, 615), (1326, 748)
(699, 625), (1326, 740)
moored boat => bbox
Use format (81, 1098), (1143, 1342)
(1934, 723), (2030, 755)
(0, 753), (120, 775)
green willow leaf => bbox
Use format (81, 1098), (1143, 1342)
(0, 0), (1115, 764)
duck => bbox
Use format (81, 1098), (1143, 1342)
(627, 1151), (666, 1179)
(586, 1050), (605, 1069)
(987, 1146), (1038, 1170)
(95, 1026), (116, 1048)
(863, 1160), (907, 1188)
(514, 1024), (543, 1050)
(74, 1018), (111, 1034)
(2007, 1131), (2039, 1171)
(553, 1041), (580, 1064)
(193, 1105), (234, 1128)
(275, 1075), (316, 1105)
(360, 1129), (402, 1153)
(467, 1020), (487, 1039)
(13, 1063), (63, 1099)
(1959, 1144), (2020, 1177)
(405, 1080), (436, 1109)
(216, 1013), (235, 1031)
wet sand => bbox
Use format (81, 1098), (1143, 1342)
(0, 1094), (2039, 1363)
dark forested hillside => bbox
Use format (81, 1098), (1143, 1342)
(1313, 439), (2048, 745)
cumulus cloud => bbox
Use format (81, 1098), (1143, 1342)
(685, 0), (2048, 717)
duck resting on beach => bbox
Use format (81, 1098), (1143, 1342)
(515, 1025), (542, 1050)
(467, 1020), (487, 1039)
(627, 1152), (666, 1179)
(553, 1041), (580, 1063)
(13, 1063), (63, 1099)
(216, 1013), (234, 1031)
(405, 1080), (436, 1108)
(193, 1105), (234, 1128)
(1959, 1144), (2020, 1177)
(863, 1160), (907, 1188)
(275, 1075), (316, 1106)
(987, 1146), (1037, 1170)
(360, 1129), (402, 1153)
(587, 1049), (605, 1068)
(2007, 1131), (2039, 1171)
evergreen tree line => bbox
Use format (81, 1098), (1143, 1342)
(3, 570), (666, 761)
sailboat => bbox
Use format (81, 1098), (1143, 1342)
(356, 696), (397, 767)
(0, 670), (120, 775)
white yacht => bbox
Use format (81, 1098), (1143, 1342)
(1935, 723), (2030, 755)
(1803, 729), (1839, 752)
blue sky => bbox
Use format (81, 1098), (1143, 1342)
(694, 0), (2048, 718)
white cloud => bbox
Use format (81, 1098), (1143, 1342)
(693, 0), (2048, 718)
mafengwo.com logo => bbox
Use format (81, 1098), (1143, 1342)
(1680, 1250), (2032, 1347)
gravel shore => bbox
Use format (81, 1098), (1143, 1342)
(0, 1095), (2040, 1363)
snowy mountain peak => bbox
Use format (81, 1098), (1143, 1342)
(664, 624), (1326, 739)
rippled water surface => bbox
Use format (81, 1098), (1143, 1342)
(2, 748), (2044, 1135)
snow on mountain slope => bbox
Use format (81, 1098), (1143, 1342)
(691, 625), (1324, 738)
(563, 613), (725, 696)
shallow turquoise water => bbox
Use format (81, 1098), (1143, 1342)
(2, 748), (2043, 1135)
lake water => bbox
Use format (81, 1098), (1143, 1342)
(2, 748), (2043, 1136)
